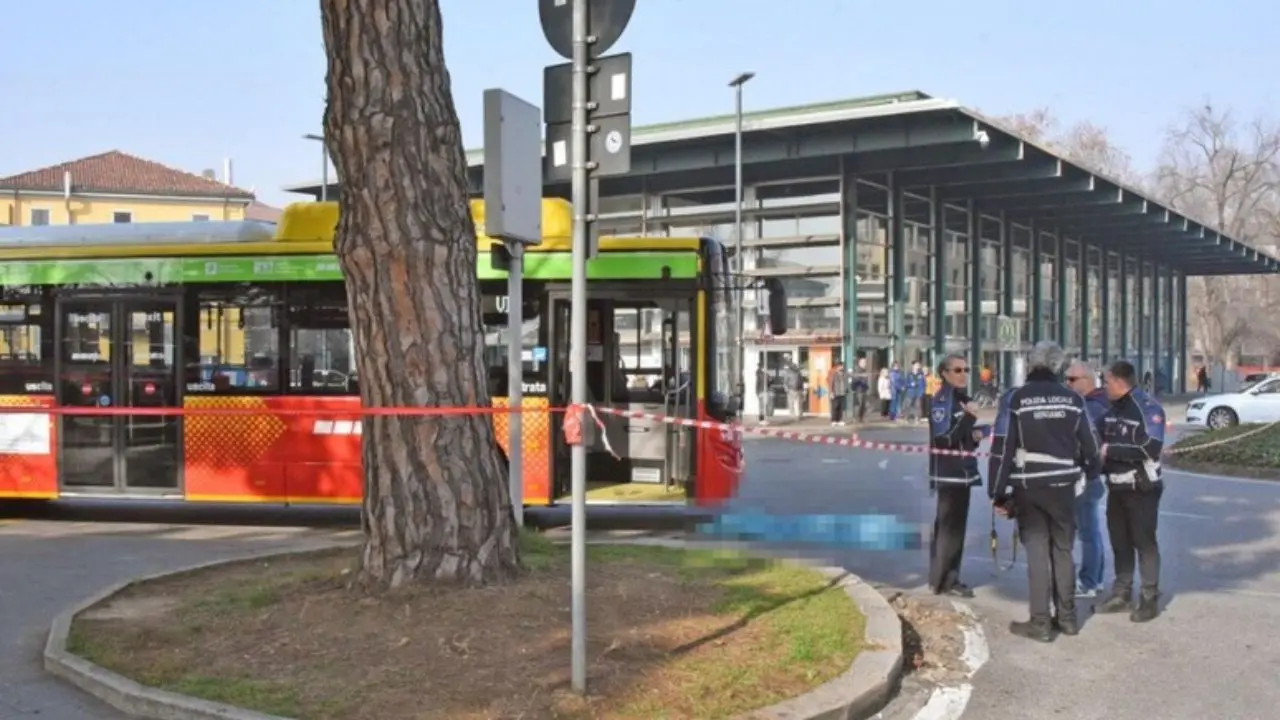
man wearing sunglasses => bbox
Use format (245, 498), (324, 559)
(926, 353), (985, 598)
(1065, 360), (1110, 598)
(988, 341), (1103, 642)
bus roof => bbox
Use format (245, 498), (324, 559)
(0, 199), (704, 260)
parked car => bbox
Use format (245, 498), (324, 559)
(1185, 373), (1280, 429)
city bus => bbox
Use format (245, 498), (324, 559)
(0, 199), (783, 509)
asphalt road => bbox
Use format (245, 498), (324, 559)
(0, 512), (358, 719)
(3, 416), (1276, 719)
(731, 423), (1280, 720)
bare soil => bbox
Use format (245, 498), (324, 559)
(882, 590), (972, 685)
(68, 537), (863, 720)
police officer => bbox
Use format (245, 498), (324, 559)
(988, 341), (1102, 641)
(927, 353), (984, 598)
(1095, 359), (1166, 623)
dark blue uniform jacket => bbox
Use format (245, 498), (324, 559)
(987, 368), (1103, 499)
(928, 384), (982, 489)
(1100, 388), (1166, 488)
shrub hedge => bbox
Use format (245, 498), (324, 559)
(1167, 422), (1280, 476)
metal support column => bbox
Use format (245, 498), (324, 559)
(1079, 241), (1090, 360)
(1177, 271), (1188, 392)
(931, 189), (947, 364)
(1136, 261), (1146, 377)
(1118, 254), (1129, 359)
(1030, 221), (1043, 343)
(1100, 250), (1110, 362)
(999, 212), (1013, 388)
(840, 160), (860, 365)
(1056, 230), (1068, 348)
(1152, 264), (1161, 392)
(967, 203), (981, 394)
(888, 172), (906, 364)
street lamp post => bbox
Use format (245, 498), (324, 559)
(728, 72), (755, 413)
(303, 133), (329, 202)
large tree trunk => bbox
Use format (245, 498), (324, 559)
(319, 0), (520, 589)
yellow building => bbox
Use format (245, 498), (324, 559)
(0, 150), (255, 226)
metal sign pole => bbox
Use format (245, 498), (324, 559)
(568, 0), (590, 695)
(506, 242), (525, 527)
(481, 85), (542, 530)
(538, 0), (635, 695)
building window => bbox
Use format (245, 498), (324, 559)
(29, 208), (50, 226)
(192, 213), (211, 222)
(113, 211), (133, 224)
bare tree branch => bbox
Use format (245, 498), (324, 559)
(1153, 101), (1280, 368)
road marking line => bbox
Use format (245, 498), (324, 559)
(913, 684), (974, 720)
(1166, 468), (1280, 486)
(1159, 511), (1213, 520)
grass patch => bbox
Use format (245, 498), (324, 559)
(68, 532), (861, 720)
(1168, 422), (1280, 478)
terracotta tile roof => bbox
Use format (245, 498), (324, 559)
(0, 150), (255, 200)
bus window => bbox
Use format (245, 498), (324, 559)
(287, 284), (357, 395)
(613, 304), (689, 404)
(0, 287), (53, 394)
(705, 241), (737, 418)
(480, 287), (546, 397)
(184, 285), (281, 394)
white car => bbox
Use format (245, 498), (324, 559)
(1185, 374), (1280, 429)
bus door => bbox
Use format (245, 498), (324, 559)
(546, 292), (695, 500)
(55, 296), (182, 495)
(546, 296), (613, 498)
(658, 300), (695, 492)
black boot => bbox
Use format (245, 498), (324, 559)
(1052, 613), (1080, 636)
(1130, 589), (1160, 623)
(1009, 618), (1056, 642)
(1095, 586), (1132, 614)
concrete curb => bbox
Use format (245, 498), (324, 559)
(44, 541), (361, 720)
(46, 536), (902, 720)
(563, 535), (905, 720)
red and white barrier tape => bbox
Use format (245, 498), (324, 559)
(588, 405), (1278, 460)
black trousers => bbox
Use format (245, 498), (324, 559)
(830, 395), (846, 422)
(1107, 483), (1163, 593)
(1013, 483), (1078, 622)
(929, 484), (972, 592)
(851, 389), (868, 422)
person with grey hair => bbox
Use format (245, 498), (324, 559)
(926, 352), (986, 598)
(988, 340), (1103, 642)
(1065, 359), (1110, 597)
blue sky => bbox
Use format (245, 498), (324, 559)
(1, 0), (1274, 208)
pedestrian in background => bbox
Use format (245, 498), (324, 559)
(849, 357), (871, 423)
(877, 368), (892, 417)
(1095, 359), (1167, 623)
(1064, 359), (1109, 597)
(905, 360), (927, 423)
(926, 353), (985, 598)
(888, 361), (904, 420)
(755, 363), (773, 425)
(781, 353), (805, 418)
(827, 360), (849, 426)
(989, 341), (1102, 642)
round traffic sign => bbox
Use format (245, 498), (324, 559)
(539, 0), (637, 61)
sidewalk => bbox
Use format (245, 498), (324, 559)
(744, 396), (1191, 436)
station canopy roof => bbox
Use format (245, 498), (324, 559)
(284, 91), (1279, 277)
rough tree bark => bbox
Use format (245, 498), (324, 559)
(319, 0), (521, 589)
